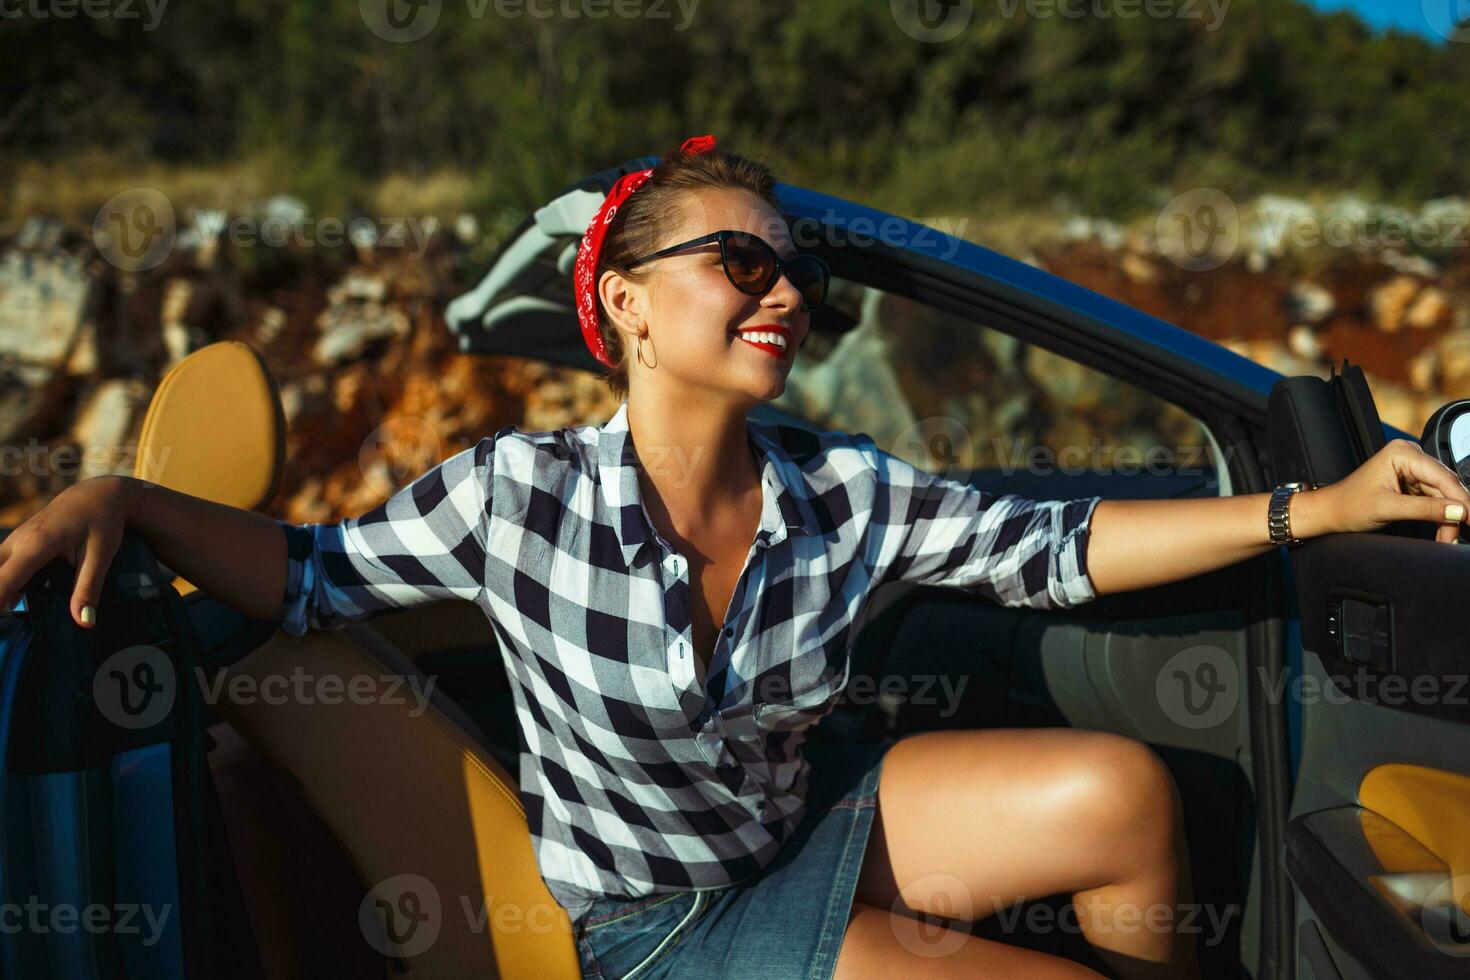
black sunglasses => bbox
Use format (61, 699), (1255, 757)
(627, 230), (830, 311)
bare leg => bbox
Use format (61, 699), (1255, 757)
(844, 728), (1202, 980)
(835, 901), (1105, 979)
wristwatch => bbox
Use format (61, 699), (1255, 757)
(1267, 481), (1312, 548)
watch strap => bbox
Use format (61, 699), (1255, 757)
(1268, 481), (1309, 547)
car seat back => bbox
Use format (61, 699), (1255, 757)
(134, 340), (286, 511)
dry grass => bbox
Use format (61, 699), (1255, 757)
(370, 171), (478, 220)
(0, 157), (484, 235)
(1, 154), (276, 232)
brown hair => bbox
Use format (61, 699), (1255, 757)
(592, 144), (782, 400)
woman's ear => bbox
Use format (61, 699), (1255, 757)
(599, 268), (645, 346)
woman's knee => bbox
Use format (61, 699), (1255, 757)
(1067, 732), (1182, 847)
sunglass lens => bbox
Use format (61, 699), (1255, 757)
(723, 234), (777, 293)
(785, 255), (829, 310)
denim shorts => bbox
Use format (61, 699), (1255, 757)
(572, 736), (894, 980)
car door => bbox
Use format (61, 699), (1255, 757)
(0, 530), (265, 980)
(446, 165), (1365, 979)
(1268, 374), (1470, 980)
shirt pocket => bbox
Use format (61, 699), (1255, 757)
(750, 633), (851, 714)
(753, 699), (827, 733)
(747, 700), (831, 797)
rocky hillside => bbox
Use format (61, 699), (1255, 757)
(1035, 196), (1469, 436)
(0, 212), (619, 527)
(0, 197), (1459, 527)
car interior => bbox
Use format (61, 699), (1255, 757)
(2, 170), (1468, 980)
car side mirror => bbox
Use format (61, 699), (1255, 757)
(1420, 398), (1470, 491)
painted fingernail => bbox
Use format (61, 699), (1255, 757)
(1446, 504), (1466, 523)
(80, 605), (95, 626)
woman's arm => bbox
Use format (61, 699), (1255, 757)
(271, 435), (497, 635)
(858, 434), (1468, 611)
(0, 475), (289, 628)
(1085, 439), (1470, 598)
(126, 478), (290, 621)
(0, 433), (499, 632)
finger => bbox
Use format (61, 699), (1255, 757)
(1397, 444), (1470, 508)
(1384, 491), (1467, 530)
(1413, 467), (1464, 543)
(0, 547), (47, 615)
(1407, 481), (1445, 499)
(71, 533), (110, 630)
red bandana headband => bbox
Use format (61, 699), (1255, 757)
(574, 134), (718, 370)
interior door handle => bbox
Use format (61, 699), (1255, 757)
(1326, 594), (1393, 671)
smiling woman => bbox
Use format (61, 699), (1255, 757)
(576, 134), (819, 403)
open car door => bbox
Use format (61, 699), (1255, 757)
(1269, 366), (1470, 979)
(0, 530), (263, 980)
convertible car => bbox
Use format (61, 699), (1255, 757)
(2, 151), (1468, 980)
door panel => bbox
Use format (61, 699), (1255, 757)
(0, 533), (239, 980)
(1274, 375), (1470, 978)
(1292, 534), (1470, 726)
(0, 613), (178, 978)
(1285, 645), (1470, 979)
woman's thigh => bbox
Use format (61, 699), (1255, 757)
(834, 901), (1105, 979)
(855, 727), (1182, 921)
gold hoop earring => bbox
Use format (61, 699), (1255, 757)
(636, 332), (657, 369)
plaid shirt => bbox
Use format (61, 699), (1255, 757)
(275, 399), (1102, 921)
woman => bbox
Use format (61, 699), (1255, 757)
(1, 135), (1465, 980)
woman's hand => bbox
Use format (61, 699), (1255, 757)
(0, 475), (135, 628)
(1304, 439), (1470, 544)
(1088, 438), (1467, 599)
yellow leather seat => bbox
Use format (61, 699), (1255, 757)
(134, 341), (581, 979)
(134, 340), (287, 516)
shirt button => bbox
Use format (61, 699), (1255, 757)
(723, 627), (733, 637)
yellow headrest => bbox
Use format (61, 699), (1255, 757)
(134, 341), (286, 512)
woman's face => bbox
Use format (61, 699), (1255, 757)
(601, 187), (812, 402)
